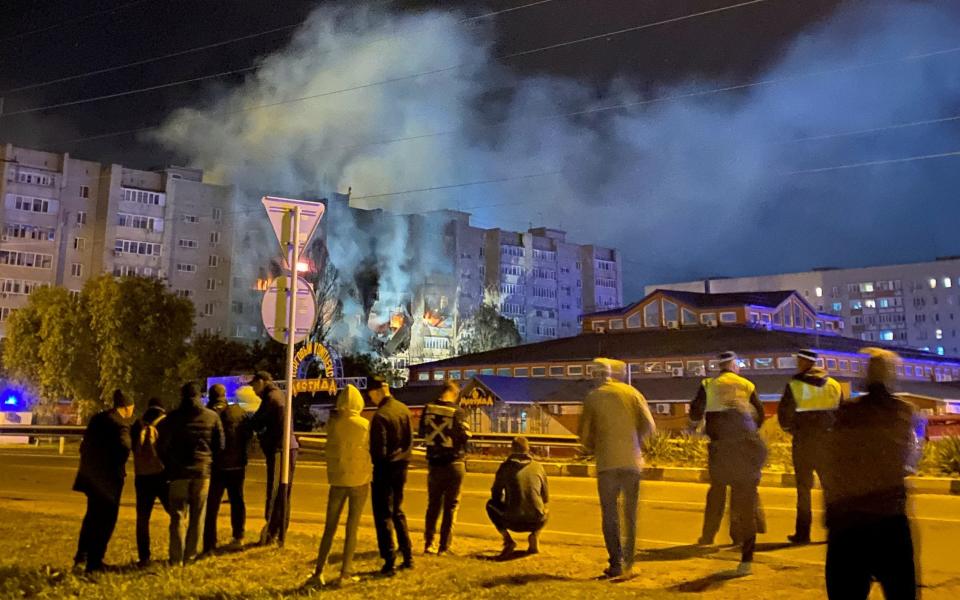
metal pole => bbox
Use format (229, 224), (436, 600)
(279, 206), (300, 546)
(58, 436), (65, 455)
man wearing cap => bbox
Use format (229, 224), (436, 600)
(690, 351), (767, 576)
(579, 358), (656, 579)
(72, 390), (135, 573)
(250, 371), (299, 545)
(778, 349), (843, 545)
(369, 376), (414, 575)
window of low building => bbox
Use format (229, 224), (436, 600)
(567, 365), (583, 376)
(549, 366), (564, 377)
(682, 308), (698, 325)
(644, 361), (663, 373)
(465, 369), (477, 379)
(665, 361), (683, 372)
(433, 371), (445, 381)
(531, 366), (546, 377)
(497, 368), (511, 376)
(610, 318), (624, 330)
(720, 311), (737, 323)
(448, 370), (461, 380)
(754, 358), (774, 369)
(644, 301), (661, 327)
(626, 313), (641, 328)
(777, 356), (798, 369)
(826, 358), (838, 370)
(481, 368), (495, 375)
(417, 372), (429, 381)
(514, 367), (529, 377)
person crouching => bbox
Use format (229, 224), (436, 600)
(486, 436), (549, 558)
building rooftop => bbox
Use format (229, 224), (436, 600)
(587, 289), (800, 317)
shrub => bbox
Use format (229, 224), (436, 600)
(933, 436), (960, 476)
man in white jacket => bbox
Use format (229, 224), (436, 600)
(579, 358), (656, 580)
(308, 385), (371, 587)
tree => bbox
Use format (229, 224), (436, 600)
(455, 291), (522, 355)
(189, 332), (255, 382)
(306, 260), (343, 345)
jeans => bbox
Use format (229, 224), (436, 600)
(597, 467), (641, 572)
(424, 461), (465, 552)
(486, 499), (547, 533)
(203, 469), (246, 553)
(792, 435), (827, 540)
(134, 473), (168, 562)
(264, 450), (296, 542)
(371, 461), (412, 561)
(315, 485), (369, 579)
(826, 515), (917, 600)
(75, 492), (121, 571)
(168, 478), (210, 564)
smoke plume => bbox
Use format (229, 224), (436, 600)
(154, 0), (960, 310)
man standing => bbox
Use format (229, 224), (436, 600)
(250, 371), (299, 546)
(73, 390), (134, 573)
(369, 376), (414, 575)
(130, 397), (167, 567)
(823, 348), (919, 599)
(203, 384), (252, 554)
(778, 349), (843, 545)
(159, 382), (224, 565)
(690, 351), (767, 576)
(419, 381), (471, 555)
(580, 358), (656, 579)
(486, 436), (549, 557)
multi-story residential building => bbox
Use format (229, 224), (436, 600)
(0, 143), (236, 337)
(647, 257), (960, 355)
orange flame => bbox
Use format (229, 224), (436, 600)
(390, 313), (405, 331)
(423, 310), (444, 327)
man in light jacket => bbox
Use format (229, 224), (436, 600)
(486, 436), (549, 557)
(308, 385), (372, 588)
(579, 358), (656, 579)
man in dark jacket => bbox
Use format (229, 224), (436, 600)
(203, 384), (252, 554)
(250, 371), (298, 546)
(419, 381), (471, 555)
(823, 348), (919, 599)
(159, 382), (224, 565)
(369, 376), (413, 575)
(689, 351), (767, 576)
(73, 390), (134, 573)
(486, 436), (549, 557)
(130, 397), (167, 567)
(778, 349), (843, 545)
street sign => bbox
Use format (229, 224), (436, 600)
(261, 196), (325, 266)
(260, 275), (317, 344)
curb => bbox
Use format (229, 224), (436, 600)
(462, 460), (960, 496)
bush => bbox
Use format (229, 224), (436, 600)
(933, 436), (960, 476)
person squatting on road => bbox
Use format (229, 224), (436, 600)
(689, 351), (767, 576)
(202, 383), (253, 554)
(486, 436), (549, 558)
(419, 380), (471, 555)
(579, 357), (656, 579)
(822, 348), (920, 599)
(72, 390), (135, 574)
(130, 397), (168, 567)
(158, 382), (224, 565)
(308, 385), (372, 588)
(369, 376), (414, 575)
(777, 349), (843, 545)
(250, 371), (299, 546)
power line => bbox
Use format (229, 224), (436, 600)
(1, 0), (558, 97)
(783, 150), (960, 175)
(350, 170), (562, 201)
(782, 114), (960, 144)
(13, 0), (769, 125)
(0, 0), (152, 43)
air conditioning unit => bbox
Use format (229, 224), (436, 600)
(666, 320), (680, 329)
(594, 326), (606, 334)
(706, 320), (720, 328)
(671, 367), (684, 377)
(691, 366), (706, 376)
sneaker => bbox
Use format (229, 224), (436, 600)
(305, 572), (326, 588)
(499, 539), (517, 559)
(787, 534), (810, 545)
(527, 532), (540, 555)
(600, 565), (623, 579)
(424, 542), (439, 555)
(136, 558), (153, 569)
(380, 559), (396, 577)
(736, 561), (753, 576)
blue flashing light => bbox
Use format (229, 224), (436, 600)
(0, 388), (24, 411)
(4, 396), (17, 405)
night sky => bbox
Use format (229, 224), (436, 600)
(2, 0), (958, 294)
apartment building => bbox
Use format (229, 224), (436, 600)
(647, 257), (960, 355)
(0, 143), (236, 337)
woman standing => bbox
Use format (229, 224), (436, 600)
(307, 385), (371, 587)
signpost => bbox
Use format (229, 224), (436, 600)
(260, 275), (317, 344)
(259, 196), (325, 546)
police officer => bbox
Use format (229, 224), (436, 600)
(777, 349), (843, 545)
(690, 351), (767, 576)
(419, 381), (471, 555)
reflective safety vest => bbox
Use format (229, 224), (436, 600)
(789, 377), (842, 412)
(702, 371), (756, 413)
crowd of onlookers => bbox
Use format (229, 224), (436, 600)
(71, 347), (920, 599)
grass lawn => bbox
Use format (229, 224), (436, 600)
(0, 497), (845, 600)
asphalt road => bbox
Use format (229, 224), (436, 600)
(3, 449), (959, 582)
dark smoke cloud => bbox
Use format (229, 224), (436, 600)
(154, 1), (960, 304)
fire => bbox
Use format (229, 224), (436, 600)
(390, 313), (405, 331)
(255, 278), (269, 291)
(423, 310), (444, 327)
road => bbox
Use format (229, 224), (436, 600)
(3, 449), (959, 583)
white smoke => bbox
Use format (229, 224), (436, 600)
(154, 1), (960, 309)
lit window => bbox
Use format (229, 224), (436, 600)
(417, 372), (429, 381)
(832, 302), (842, 312)
(567, 365), (583, 376)
(864, 299), (876, 309)
(936, 329), (944, 339)
(448, 370), (461, 380)
(720, 311), (737, 323)
(880, 330), (894, 341)
(433, 371), (446, 381)
(497, 368), (511, 376)
(879, 298), (889, 308)
(937, 346), (945, 356)
(850, 300), (862, 310)
(815, 287), (823, 297)
(514, 367), (528, 377)
(930, 278), (938, 289)
(945, 278), (953, 288)
(549, 366), (564, 377)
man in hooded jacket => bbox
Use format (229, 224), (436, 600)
(778, 349), (843, 545)
(159, 382), (224, 565)
(130, 397), (167, 566)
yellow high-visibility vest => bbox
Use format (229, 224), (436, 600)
(702, 371), (756, 413)
(789, 377), (842, 412)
